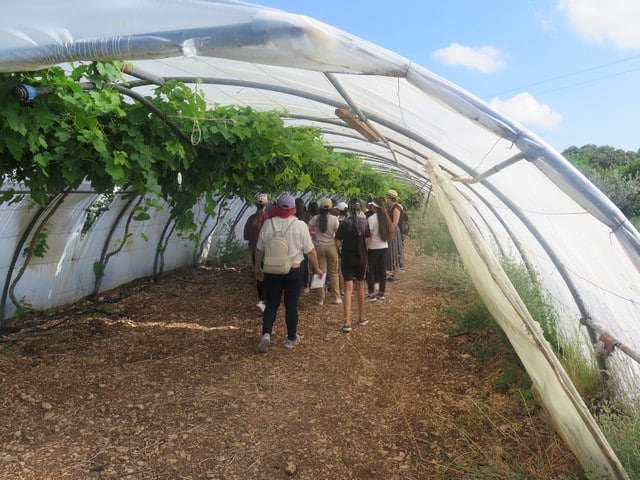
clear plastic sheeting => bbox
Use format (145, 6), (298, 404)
(427, 160), (627, 479)
(0, 1), (639, 477)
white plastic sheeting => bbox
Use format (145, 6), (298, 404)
(428, 160), (626, 479)
(0, 1), (638, 477)
(0, 183), (245, 318)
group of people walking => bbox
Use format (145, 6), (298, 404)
(243, 190), (406, 353)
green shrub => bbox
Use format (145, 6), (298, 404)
(501, 258), (559, 351)
(597, 402), (640, 477)
(559, 342), (603, 403)
(212, 222), (249, 268)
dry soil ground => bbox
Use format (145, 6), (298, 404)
(0, 239), (582, 479)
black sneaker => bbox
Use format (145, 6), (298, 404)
(377, 293), (385, 300)
(365, 294), (377, 302)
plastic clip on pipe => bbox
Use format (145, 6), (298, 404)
(11, 84), (53, 103)
(12, 84), (39, 103)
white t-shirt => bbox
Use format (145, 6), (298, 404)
(367, 213), (388, 250)
(256, 217), (315, 265)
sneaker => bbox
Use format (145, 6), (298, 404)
(358, 317), (369, 326)
(257, 333), (270, 353)
(387, 276), (399, 283)
(256, 301), (266, 313)
(332, 297), (343, 305)
(316, 299), (324, 306)
(377, 293), (385, 300)
(365, 294), (377, 302)
(341, 324), (352, 333)
(284, 334), (301, 349)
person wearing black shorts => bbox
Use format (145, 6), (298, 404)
(335, 199), (371, 332)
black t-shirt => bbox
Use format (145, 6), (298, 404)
(336, 215), (370, 265)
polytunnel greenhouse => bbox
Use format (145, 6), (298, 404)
(1, 1), (639, 478)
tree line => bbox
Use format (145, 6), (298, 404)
(563, 144), (640, 226)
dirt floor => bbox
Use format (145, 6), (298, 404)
(0, 239), (583, 479)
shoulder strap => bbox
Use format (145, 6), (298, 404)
(271, 217), (296, 234)
(283, 218), (296, 234)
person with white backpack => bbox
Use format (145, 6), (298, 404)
(254, 193), (323, 353)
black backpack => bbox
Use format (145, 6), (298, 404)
(399, 209), (410, 236)
(393, 205), (409, 237)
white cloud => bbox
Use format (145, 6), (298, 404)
(535, 10), (555, 32)
(557, 0), (640, 49)
(489, 92), (562, 130)
(432, 43), (507, 74)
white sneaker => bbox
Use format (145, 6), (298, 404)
(256, 301), (266, 313)
(283, 334), (301, 349)
(257, 333), (270, 353)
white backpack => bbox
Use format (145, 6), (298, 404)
(262, 218), (295, 274)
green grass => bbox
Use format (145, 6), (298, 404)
(436, 397), (583, 480)
(597, 402), (640, 477)
(410, 199), (640, 479)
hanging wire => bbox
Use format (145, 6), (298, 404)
(190, 82), (203, 146)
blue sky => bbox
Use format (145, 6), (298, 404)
(253, 0), (640, 153)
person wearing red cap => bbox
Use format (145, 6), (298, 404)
(244, 193), (269, 312)
(255, 193), (323, 353)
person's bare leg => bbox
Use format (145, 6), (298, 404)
(355, 279), (367, 323)
(342, 280), (354, 331)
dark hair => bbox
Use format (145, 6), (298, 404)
(308, 201), (319, 217)
(317, 209), (330, 233)
(373, 197), (394, 242)
(295, 197), (309, 222)
(348, 197), (360, 215)
(347, 198), (362, 236)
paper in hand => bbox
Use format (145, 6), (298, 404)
(309, 273), (327, 289)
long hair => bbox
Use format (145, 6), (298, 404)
(318, 207), (330, 233)
(295, 197), (309, 223)
(348, 198), (362, 236)
(308, 201), (319, 217)
(374, 198), (393, 241)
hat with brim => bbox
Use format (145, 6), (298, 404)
(386, 189), (398, 199)
(320, 198), (332, 209)
(277, 193), (296, 209)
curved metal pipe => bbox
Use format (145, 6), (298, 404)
(0, 203), (48, 324)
